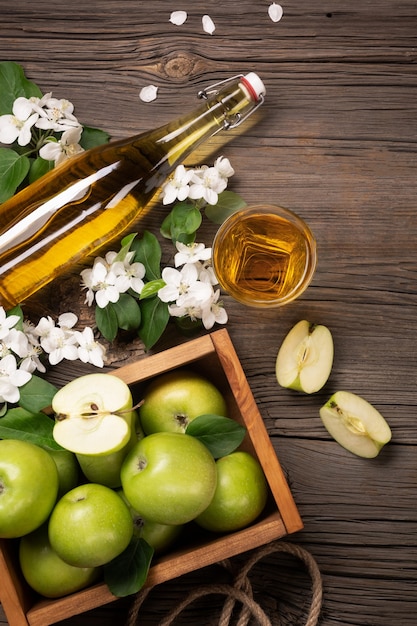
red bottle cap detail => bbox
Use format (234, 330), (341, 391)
(240, 73), (266, 102)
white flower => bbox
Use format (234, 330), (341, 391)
(214, 156), (234, 179)
(196, 259), (218, 285)
(40, 326), (79, 366)
(188, 166), (227, 205)
(112, 258), (146, 295)
(19, 344), (46, 374)
(74, 327), (106, 368)
(158, 263), (212, 307)
(2, 328), (29, 358)
(201, 289), (228, 329)
(169, 10), (187, 25)
(81, 257), (120, 308)
(139, 85), (158, 103)
(202, 15), (215, 35)
(57, 312), (78, 332)
(0, 354), (31, 404)
(161, 164), (195, 205)
(0, 307), (20, 340)
(39, 126), (84, 166)
(268, 2), (283, 22)
(0, 97), (39, 146)
(174, 242), (212, 267)
(35, 97), (79, 132)
(168, 302), (203, 321)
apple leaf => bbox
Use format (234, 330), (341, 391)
(0, 61), (42, 114)
(112, 293), (141, 330)
(95, 302), (119, 342)
(130, 230), (162, 281)
(0, 407), (62, 449)
(138, 296), (170, 350)
(103, 537), (154, 597)
(79, 126), (110, 150)
(204, 190), (247, 224)
(18, 375), (58, 413)
(186, 414), (246, 458)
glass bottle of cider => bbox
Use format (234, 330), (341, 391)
(0, 72), (265, 308)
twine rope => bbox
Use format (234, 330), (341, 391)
(127, 540), (323, 626)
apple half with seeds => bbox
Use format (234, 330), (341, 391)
(276, 320), (334, 393)
(319, 390), (392, 458)
(52, 373), (133, 455)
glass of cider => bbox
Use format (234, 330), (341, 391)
(212, 204), (317, 307)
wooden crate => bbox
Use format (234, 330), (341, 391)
(0, 328), (303, 626)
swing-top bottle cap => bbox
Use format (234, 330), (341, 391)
(240, 72), (266, 102)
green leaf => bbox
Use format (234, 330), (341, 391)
(95, 303), (119, 342)
(204, 191), (247, 224)
(131, 231), (162, 280)
(138, 297), (170, 350)
(79, 126), (110, 150)
(160, 212), (173, 239)
(0, 407), (62, 450)
(103, 537), (154, 597)
(113, 293), (141, 330)
(139, 279), (165, 300)
(29, 156), (54, 184)
(0, 148), (30, 203)
(186, 414), (246, 459)
(169, 202), (202, 242)
(0, 61), (42, 114)
(174, 315), (203, 337)
(19, 375), (58, 413)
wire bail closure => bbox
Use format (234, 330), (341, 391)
(197, 74), (264, 131)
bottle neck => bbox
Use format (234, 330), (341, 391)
(143, 76), (263, 175)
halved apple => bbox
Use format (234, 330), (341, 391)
(52, 374), (133, 456)
(319, 390), (392, 458)
(276, 320), (334, 393)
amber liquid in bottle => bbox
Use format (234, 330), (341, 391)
(0, 74), (265, 307)
(212, 207), (317, 307)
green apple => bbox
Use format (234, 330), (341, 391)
(195, 451), (268, 533)
(117, 490), (182, 553)
(52, 373), (133, 455)
(76, 411), (143, 488)
(0, 439), (59, 539)
(19, 524), (100, 598)
(47, 449), (79, 497)
(139, 369), (228, 434)
(319, 390), (392, 458)
(121, 432), (217, 525)
(276, 320), (334, 393)
(48, 482), (133, 568)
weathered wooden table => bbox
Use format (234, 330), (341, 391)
(1, 1), (416, 624)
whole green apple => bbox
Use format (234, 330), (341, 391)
(47, 449), (79, 498)
(139, 369), (228, 434)
(195, 451), (268, 533)
(48, 483), (133, 568)
(76, 411), (143, 488)
(0, 439), (59, 538)
(121, 432), (217, 525)
(19, 524), (100, 598)
(117, 490), (182, 553)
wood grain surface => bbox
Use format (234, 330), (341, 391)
(0, 0), (416, 624)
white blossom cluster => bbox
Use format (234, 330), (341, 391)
(81, 250), (146, 309)
(160, 156), (234, 206)
(159, 242), (228, 330)
(0, 308), (105, 404)
(0, 94), (84, 166)
(80, 242), (227, 331)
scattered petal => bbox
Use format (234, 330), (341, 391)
(268, 3), (283, 23)
(169, 10), (187, 26)
(139, 85), (159, 103)
(202, 15), (216, 35)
